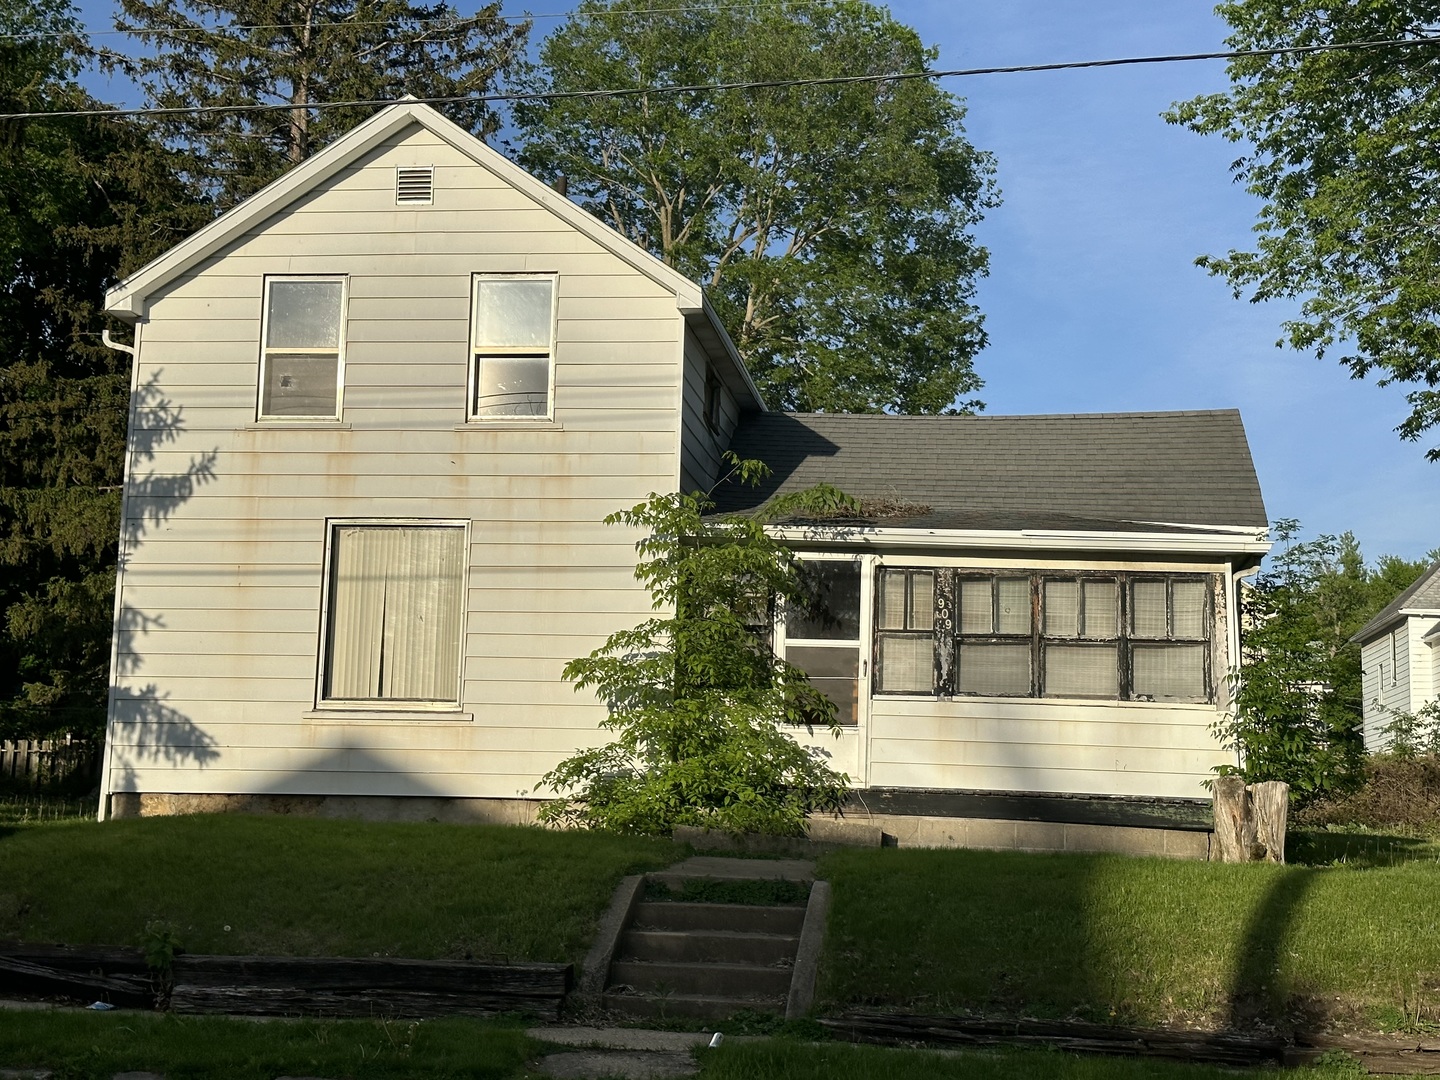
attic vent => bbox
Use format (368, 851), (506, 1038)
(396, 166), (434, 205)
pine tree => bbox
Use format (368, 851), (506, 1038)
(115, 0), (529, 207)
(0, 0), (207, 751)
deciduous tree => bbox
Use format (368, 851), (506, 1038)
(1165, 2), (1440, 458)
(541, 459), (852, 835)
(515, 0), (997, 413)
(1218, 520), (1429, 799)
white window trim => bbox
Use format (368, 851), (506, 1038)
(314, 518), (471, 712)
(256, 274), (348, 423)
(466, 272), (559, 424)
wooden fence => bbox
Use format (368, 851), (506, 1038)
(0, 736), (100, 789)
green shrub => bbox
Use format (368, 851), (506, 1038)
(540, 456), (850, 836)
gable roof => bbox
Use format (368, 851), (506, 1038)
(1353, 559), (1440, 644)
(712, 409), (1269, 538)
(103, 100), (764, 410)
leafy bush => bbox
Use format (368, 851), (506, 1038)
(1296, 752), (1440, 833)
(539, 457), (850, 836)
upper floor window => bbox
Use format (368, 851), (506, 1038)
(258, 276), (346, 420)
(470, 274), (557, 420)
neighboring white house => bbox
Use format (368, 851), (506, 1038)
(1353, 559), (1440, 749)
(99, 101), (1271, 848)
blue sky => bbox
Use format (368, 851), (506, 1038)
(70, 0), (1439, 562)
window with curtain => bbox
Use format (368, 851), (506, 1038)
(258, 276), (346, 419)
(322, 524), (467, 705)
(470, 274), (557, 419)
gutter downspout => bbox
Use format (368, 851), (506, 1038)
(1226, 561), (1262, 775)
(96, 325), (141, 820)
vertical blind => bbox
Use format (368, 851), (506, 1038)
(325, 526), (466, 702)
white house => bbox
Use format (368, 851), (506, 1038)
(99, 101), (1271, 851)
(1353, 559), (1440, 748)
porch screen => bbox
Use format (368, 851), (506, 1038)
(324, 525), (466, 703)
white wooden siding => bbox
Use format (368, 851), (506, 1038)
(867, 699), (1229, 799)
(1408, 617), (1436, 709)
(679, 327), (741, 493)
(108, 122), (683, 800)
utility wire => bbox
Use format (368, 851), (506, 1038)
(2, 0), (829, 39)
(3, 35), (1438, 123)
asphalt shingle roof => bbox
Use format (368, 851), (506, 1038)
(1353, 559), (1440, 643)
(712, 409), (1268, 530)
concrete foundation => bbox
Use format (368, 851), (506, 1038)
(106, 791), (543, 826)
(851, 811), (1211, 860)
(104, 792), (1211, 859)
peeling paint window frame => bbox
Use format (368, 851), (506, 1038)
(255, 274), (348, 423)
(871, 567), (1217, 705)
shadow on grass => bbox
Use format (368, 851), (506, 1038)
(1226, 866), (1317, 1030)
(1289, 829), (1440, 868)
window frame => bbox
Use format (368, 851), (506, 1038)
(466, 272), (559, 423)
(953, 573), (1036, 698)
(1038, 574), (1124, 700)
(870, 567), (1217, 704)
(256, 274), (348, 423)
(874, 567), (937, 696)
(314, 518), (471, 712)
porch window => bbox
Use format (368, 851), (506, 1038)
(258, 276), (346, 420)
(1041, 578), (1120, 698)
(321, 523), (467, 705)
(955, 576), (1033, 696)
(872, 568), (1215, 703)
(469, 274), (557, 419)
(1129, 578), (1209, 701)
(875, 569), (934, 693)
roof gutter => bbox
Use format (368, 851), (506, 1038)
(763, 523), (1273, 558)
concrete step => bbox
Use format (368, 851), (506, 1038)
(618, 928), (799, 966)
(600, 990), (785, 1021)
(630, 901), (806, 935)
(609, 959), (793, 999)
(647, 856), (814, 891)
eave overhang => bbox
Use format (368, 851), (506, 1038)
(762, 523), (1272, 563)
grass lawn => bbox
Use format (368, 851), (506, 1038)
(0, 814), (677, 963)
(0, 1011), (1366, 1079)
(817, 845), (1440, 1033)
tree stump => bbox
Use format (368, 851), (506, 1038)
(1211, 777), (1289, 863)
(1212, 776), (1255, 863)
(1249, 780), (1288, 863)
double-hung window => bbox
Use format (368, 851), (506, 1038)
(258, 276), (346, 420)
(320, 523), (467, 706)
(469, 274), (557, 419)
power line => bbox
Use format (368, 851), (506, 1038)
(2, 0), (829, 40)
(2, 35), (1438, 123)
